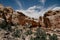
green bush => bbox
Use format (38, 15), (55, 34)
(0, 20), (7, 29)
(12, 29), (22, 38)
(30, 36), (34, 40)
(34, 28), (47, 40)
(24, 29), (32, 36)
(49, 34), (58, 40)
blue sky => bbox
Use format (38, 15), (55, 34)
(0, 0), (60, 18)
(0, 0), (60, 10)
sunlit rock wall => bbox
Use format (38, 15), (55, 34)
(44, 10), (60, 29)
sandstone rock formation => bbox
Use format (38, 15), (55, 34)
(44, 10), (60, 29)
(0, 4), (41, 28)
(0, 4), (60, 29)
(0, 4), (60, 40)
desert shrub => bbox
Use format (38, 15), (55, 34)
(0, 21), (12, 32)
(34, 27), (47, 40)
(12, 29), (22, 38)
(24, 29), (33, 36)
(0, 20), (7, 29)
(49, 34), (58, 40)
(30, 36), (34, 40)
(6, 23), (12, 32)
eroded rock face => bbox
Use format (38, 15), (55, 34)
(0, 4), (60, 29)
(44, 10), (60, 28)
(16, 12), (40, 27)
(0, 4), (43, 28)
(0, 4), (4, 11)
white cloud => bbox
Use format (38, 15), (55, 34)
(15, 0), (22, 9)
(16, 6), (43, 19)
(52, 7), (60, 10)
(28, 6), (42, 10)
(26, 6), (43, 13)
(16, 5), (57, 19)
(40, 0), (46, 4)
(39, 4), (57, 16)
